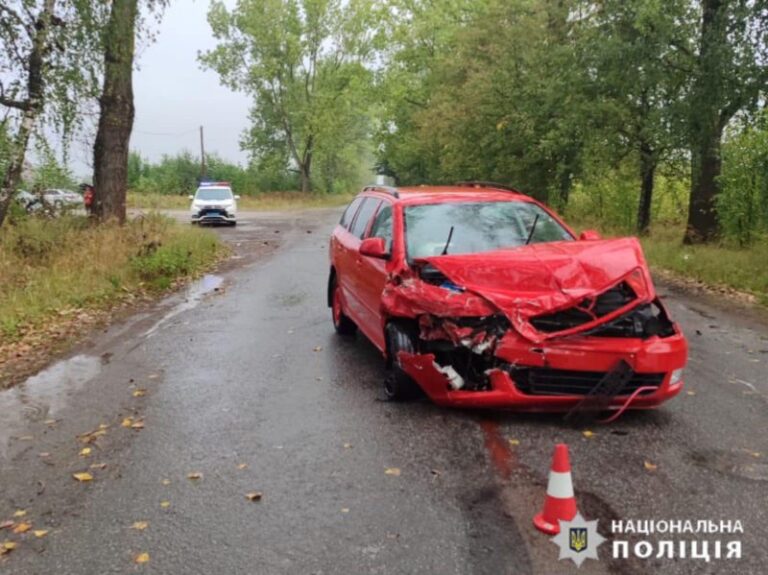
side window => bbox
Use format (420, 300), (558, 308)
(339, 197), (364, 230)
(350, 198), (382, 239)
(368, 204), (393, 249)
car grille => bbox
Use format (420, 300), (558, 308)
(511, 367), (664, 396)
(200, 208), (227, 217)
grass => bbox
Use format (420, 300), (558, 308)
(569, 216), (768, 304)
(127, 190), (355, 211)
(0, 213), (225, 341)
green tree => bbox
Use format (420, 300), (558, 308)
(684, 0), (768, 243)
(575, 0), (692, 233)
(0, 0), (102, 226)
(201, 0), (377, 193)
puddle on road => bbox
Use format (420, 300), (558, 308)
(143, 274), (224, 337)
(0, 355), (101, 455)
(690, 449), (768, 481)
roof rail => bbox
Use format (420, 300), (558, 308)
(363, 185), (399, 198)
(455, 181), (521, 193)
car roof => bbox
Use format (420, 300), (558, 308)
(360, 184), (534, 205)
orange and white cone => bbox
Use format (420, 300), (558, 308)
(533, 443), (578, 535)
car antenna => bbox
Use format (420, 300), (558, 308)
(441, 226), (455, 255)
(525, 214), (540, 245)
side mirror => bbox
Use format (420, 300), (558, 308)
(359, 237), (389, 259)
(188, 195), (194, 200)
(234, 195), (241, 200)
(579, 229), (601, 241)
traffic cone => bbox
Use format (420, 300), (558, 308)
(533, 443), (578, 535)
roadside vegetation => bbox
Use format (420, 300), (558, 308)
(0, 213), (224, 342)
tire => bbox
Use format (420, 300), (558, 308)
(331, 275), (357, 336)
(384, 322), (420, 401)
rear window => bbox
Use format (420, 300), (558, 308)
(405, 201), (572, 259)
(340, 197), (364, 229)
(350, 198), (382, 239)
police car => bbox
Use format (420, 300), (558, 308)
(189, 182), (240, 226)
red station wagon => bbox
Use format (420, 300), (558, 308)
(328, 182), (688, 413)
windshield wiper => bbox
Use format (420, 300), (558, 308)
(525, 214), (540, 245)
(441, 226), (455, 255)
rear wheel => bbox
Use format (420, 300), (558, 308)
(331, 276), (356, 336)
(384, 322), (420, 401)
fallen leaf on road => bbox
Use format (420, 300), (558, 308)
(313, 346), (323, 352)
(44, 419), (57, 426)
(121, 417), (134, 428)
(73, 472), (93, 482)
(13, 523), (31, 534)
(245, 492), (263, 502)
(187, 472), (203, 480)
(131, 521), (148, 531)
(132, 389), (147, 398)
(90, 463), (107, 470)
(0, 521), (13, 530)
(161, 479), (171, 485)
(508, 438), (520, 446)
(0, 541), (17, 555)
(134, 552), (150, 564)
(237, 463), (248, 470)
(12, 511), (26, 518)
(18, 435), (33, 441)
(385, 467), (401, 476)
(79, 428), (107, 443)
(148, 373), (160, 379)
(79, 447), (92, 457)
(33, 530), (48, 538)
(582, 430), (596, 439)
(341, 508), (349, 513)
(686, 390), (696, 396)
(38, 452), (50, 458)
(99, 423), (109, 430)
(343, 443), (353, 449)
(643, 461), (658, 472)
(160, 501), (170, 508)
(130, 420), (145, 430)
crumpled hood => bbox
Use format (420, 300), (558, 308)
(422, 238), (655, 341)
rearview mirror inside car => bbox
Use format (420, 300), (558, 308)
(359, 237), (389, 259)
(579, 229), (601, 241)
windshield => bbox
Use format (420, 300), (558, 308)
(405, 201), (573, 259)
(195, 188), (233, 201)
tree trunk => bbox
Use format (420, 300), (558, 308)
(92, 0), (138, 224)
(683, 0), (724, 244)
(0, 0), (56, 227)
(684, 130), (721, 243)
(637, 141), (655, 235)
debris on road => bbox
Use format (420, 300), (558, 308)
(73, 472), (94, 482)
(245, 492), (263, 502)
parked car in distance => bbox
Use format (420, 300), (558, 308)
(328, 182), (688, 412)
(189, 182), (240, 226)
(43, 188), (84, 209)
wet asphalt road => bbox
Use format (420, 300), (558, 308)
(0, 209), (766, 575)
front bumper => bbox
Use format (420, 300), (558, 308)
(398, 332), (687, 412)
(191, 210), (236, 224)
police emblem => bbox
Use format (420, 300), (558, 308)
(569, 527), (588, 552)
(551, 513), (606, 568)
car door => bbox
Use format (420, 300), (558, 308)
(356, 202), (393, 351)
(342, 197), (382, 332)
(331, 196), (365, 307)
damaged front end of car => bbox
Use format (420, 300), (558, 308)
(382, 238), (688, 412)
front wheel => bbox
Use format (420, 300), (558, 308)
(331, 276), (356, 336)
(384, 322), (420, 401)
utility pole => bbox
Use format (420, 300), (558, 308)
(199, 125), (206, 180)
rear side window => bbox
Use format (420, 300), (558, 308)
(339, 197), (364, 229)
(350, 198), (382, 239)
(368, 204), (393, 248)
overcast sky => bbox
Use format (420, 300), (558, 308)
(121, 0), (250, 170)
